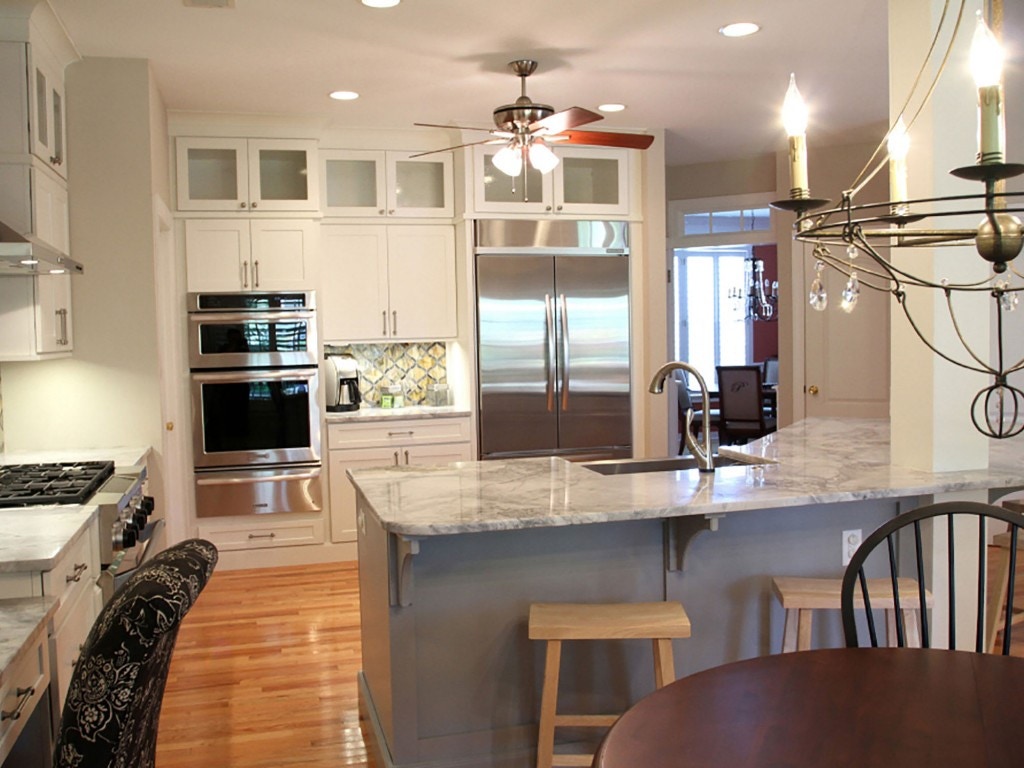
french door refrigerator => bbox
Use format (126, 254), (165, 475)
(475, 220), (632, 460)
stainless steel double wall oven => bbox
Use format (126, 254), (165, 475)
(188, 291), (322, 518)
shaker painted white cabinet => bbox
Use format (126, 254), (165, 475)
(0, 272), (73, 360)
(320, 224), (456, 342)
(320, 149), (453, 218)
(185, 219), (317, 292)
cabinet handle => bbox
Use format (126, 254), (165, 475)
(242, 261), (249, 288)
(247, 532), (276, 540)
(392, 310), (398, 335)
(387, 430), (414, 437)
(393, 451), (400, 466)
(382, 310), (388, 335)
(240, 202), (247, 209)
(254, 260), (260, 288)
(66, 562), (88, 583)
(251, 202), (258, 209)
(1, 687), (35, 722)
(58, 308), (68, 345)
(50, 155), (62, 166)
(404, 449), (410, 465)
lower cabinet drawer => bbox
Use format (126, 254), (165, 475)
(198, 516), (325, 551)
(0, 628), (49, 761)
(327, 416), (470, 450)
(50, 582), (100, 713)
(42, 525), (98, 631)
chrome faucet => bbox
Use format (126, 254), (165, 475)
(648, 361), (714, 472)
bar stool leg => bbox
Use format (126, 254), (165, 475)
(537, 639), (561, 768)
(796, 608), (813, 651)
(651, 638), (676, 688)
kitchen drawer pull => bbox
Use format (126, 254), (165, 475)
(392, 310), (398, 335)
(253, 259), (260, 287)
(1, 687), (35, 722)
(388, 430), (415, 437)
(382, 310), (388, 335)
(404, 449), (410, 465)
(242, 260), (249, 288)
(66, 562), (88, 583)
(393, 451), (400, 466)
(247, 532), (276, 540)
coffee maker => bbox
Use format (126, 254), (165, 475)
(325, 355), (361, 412)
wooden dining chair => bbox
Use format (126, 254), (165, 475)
(840, 501), (1024, 654)
(715, 365), (776, 445)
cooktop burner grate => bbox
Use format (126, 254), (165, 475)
(0, 460), (115, 507)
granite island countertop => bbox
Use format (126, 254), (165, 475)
(0, 597), (57, 687)
(347, 418), (1024, 536)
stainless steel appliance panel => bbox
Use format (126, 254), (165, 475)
(475, 219), (628, 252)
(191, 367), (321, 468)
(188, 309), (317, 369)
(477, 254), (559, 456)
(194, 463), (323, 518)
(554, 255), (632, 451)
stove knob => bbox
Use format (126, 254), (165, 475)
(114, 524), (137, 550)
(139, 495), (155, 514)
(132, 511), (148, 529)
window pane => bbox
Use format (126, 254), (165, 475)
(711, 210), (742, 233)
(684, 255), (716, 383)
(745, 208), (772, 231)
(684, 213), (710, 235)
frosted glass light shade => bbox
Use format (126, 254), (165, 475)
(528, 141), (560, 174)
(492, 145), (523, 177)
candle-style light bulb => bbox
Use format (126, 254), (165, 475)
(969, 11), (1004, 164)
(887, 117), (910, 215)
(782, 73), (809, 198)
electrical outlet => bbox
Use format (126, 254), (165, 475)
(842, 529), (862, 566)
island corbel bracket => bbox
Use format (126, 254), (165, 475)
(388, 534), (420, 607)
(664, 514), (724, 572)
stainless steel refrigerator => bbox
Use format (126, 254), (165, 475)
(475, 220), (632, 460)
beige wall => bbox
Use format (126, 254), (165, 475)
(1, 58), (162, 452)
(666, 153), (776, 200)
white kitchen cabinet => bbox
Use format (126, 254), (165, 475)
(28, 41), (67, 178)
(198, 515), (325, 552)
(320, 224), (456, 342)
(320, 149), (453, 218)
(326, 417), (472, 543)
(471, 145), (630, 216)
(175, 137), (320, 213)
(0, 517), (100, 713)
(185, 218), (317, 292)
(0, 161), (70, 255)
(0, 272), (73, 360)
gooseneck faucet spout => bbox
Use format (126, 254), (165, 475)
(648, 361), (714, 472)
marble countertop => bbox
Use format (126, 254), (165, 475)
(326, 405), (470, 423)
(347, 418), (1024, 536)
(0, 597), (57, 687)
(0, 445), (150, 468)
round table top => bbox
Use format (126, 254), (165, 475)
(593, 648), (1024, 768)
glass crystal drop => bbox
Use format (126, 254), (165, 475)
(809, 277), (828, 311)
(1000, 290), (1019, 312)
(840, 272), (860, 313)
(846, 244), (858, 261)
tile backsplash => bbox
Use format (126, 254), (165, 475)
(325, 342), (447, 406)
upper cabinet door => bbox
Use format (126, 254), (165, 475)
(28, 43), (68, 179)
(552, 147), (630, 216)
(176, 137), (319, 212)
(385, 152), (453, 218)
(472, 146), (551, 214)
(321, 149), (387, 217)
(247, 139), (320, 212)
(176, 137), (249, 211)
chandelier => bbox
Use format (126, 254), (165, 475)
(772, 1), (1024, 439)
(729, 256), (778, 321)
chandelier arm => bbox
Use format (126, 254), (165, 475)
(896, 293), (992, 375)
(944, 289), (997, 372)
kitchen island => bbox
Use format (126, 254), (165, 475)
(348, 418), (1024, 768)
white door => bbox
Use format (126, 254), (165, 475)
(386, 225), (457, 340)
(320, 225), (390, 341)
(249, 219), (316, 290)
(802, 253), (890, 418)
(184, 219), (248, 292)
(328, 447), (398, 543)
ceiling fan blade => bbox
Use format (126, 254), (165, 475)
(530, 106), (603, 135)
(408, 138), (506, 158)
(414, 122), (496, 133)
(548, 130), (655, 150)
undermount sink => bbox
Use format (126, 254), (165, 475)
(581, 454), (760, 476)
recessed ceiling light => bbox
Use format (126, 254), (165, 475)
(719, 22), (760, 38)
(598, 103), (626, 113)
(329, 90), (360, 101)
(361, 0), (400, 7)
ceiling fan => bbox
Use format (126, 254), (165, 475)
(414, 59), (654, 176)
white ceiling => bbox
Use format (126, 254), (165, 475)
(46, 0), (890, 166)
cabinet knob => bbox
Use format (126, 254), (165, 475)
(251, 202), (258, 209)
(388, 209), (395, 215)
(378, 209), (385, 216)
(807, 385), (820, 395)
(166, 421), (175, 431)
(556, 205), (563, 211)
(240, 202), (247, 208)
(545, 205), (552, 211)
(50, 155), (62, 166)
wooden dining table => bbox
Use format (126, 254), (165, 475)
(592, 647), (1024, 768)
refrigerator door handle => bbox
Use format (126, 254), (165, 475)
(545, 293), (556, 412)
(558, 293), (570, 411)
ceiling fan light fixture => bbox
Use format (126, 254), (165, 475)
(528, 140), (559, 174)
(492, 144), (523, 177)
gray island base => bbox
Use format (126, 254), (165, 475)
(349, 418), (1024, 768)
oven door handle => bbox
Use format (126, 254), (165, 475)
(195, 468), (321, 486)
(188, 310), (316, 324)
(190, 368), (317, 384)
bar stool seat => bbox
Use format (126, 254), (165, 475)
(772, 576), (932, 652)
(528, 601), (691, 768)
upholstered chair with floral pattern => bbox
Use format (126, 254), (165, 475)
(53, 538), (218, 768)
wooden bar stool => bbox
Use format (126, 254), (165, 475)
(528, 601), (691, 768)
(985, 500), (1024, 652)
(772, 576), (932, 652)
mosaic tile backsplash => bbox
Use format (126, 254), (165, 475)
(325, 342), (447, 406)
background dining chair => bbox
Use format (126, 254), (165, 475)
(841, 501), (1024, 654)
(715, 365), (776, 445)
(53, 538), (219, 768)
(676, 372), (718, 455)
(762, 356), (779, 387)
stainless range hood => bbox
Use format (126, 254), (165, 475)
(0, 219), (83, 275)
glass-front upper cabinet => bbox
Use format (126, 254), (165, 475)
(320, 149), (453, 218)
(471, 145), (630, 216)
(28, 42), (68, 179)
(176, 137), (319, 212)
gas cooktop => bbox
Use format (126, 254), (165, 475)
(0, 460), (115, 507)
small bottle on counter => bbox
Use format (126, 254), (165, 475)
(389, 384), (404, 408)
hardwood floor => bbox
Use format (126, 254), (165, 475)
(155, 551), (1024, 768)
(156, 561), (370, 768)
